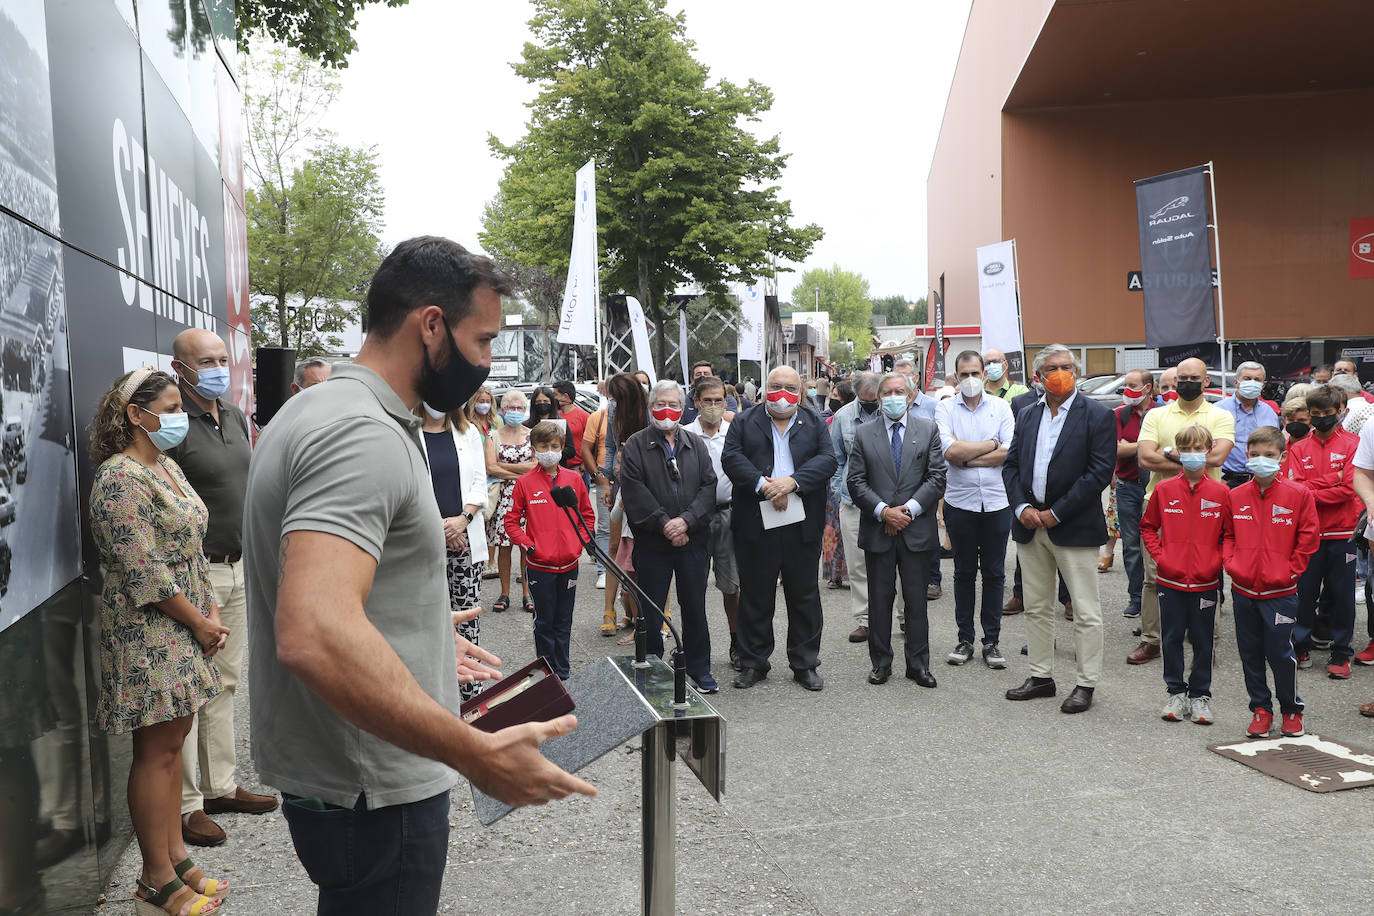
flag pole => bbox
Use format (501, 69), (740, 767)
(1009, 238), (1028, 384)
(1205, 161), (1227, 394)
(593, 160), (604, 381)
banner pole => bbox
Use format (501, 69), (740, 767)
(1206, 161), (1228, 393)
(1010, 238), (1027, 383)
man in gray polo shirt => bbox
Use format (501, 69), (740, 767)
(243, 238), (594, 915)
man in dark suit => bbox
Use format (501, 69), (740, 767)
(722, 365), (838, 691)
(1004, 382), (1073, 618)
(847, 373), (947, 686)
(1002, 345), (1116, 713)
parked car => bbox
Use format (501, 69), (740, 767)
(13, 451), (26, 485)
(0, 482), (14, 526)
(1083, 369), (1235, 410)
(2, 416), (21, 462)
(0, 534), (9, 596)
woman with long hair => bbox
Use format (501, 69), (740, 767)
(468, 386), (501, 572)
(603, 373), (649, 643)
(486, 389), (536, 614)
(525, 386), (577, 463)
(88, 368), (228, 916)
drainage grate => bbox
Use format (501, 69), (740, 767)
(1210, 733), (1374, 793)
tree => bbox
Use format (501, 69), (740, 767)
(482, 0), (822, 375)
(790, 266), (874, 360)
(245, 49), (386, 357)
(491, 257), (564, 380)
(872, 294), (929, 327)
(239, 1), (410, 68)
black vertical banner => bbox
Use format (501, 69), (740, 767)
(1134, 166), (1216, 348)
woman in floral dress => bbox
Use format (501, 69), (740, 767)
(485, 389), (535, 613)
(88, 368), (228, 915)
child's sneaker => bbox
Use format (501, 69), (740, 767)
(1328, 658), (1352, 680)
(1246, 708), (1273, 738)
(1281, 712), (1304, 737)
(1161, 693), (1190, 722)
(1355, 639), (1374, 665)
(1189, 696), (1213, 725)
(1296, 652), (1312, 669)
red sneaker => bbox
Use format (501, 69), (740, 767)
(1296, 652), (1312, 669)
(1355, 640), (1374, 665)
(1329, 659), (1353, 680)
(1246, 708), (1273, 739)
(1281, 712), (1304, 737)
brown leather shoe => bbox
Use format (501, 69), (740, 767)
(1002, 597), (1023, 615)
(848, 625), (869, 643)
(1359, 700), (1374, 718)
(1126, 642), (1162, 665)
(204, 786), (280, 815)
(182, 810), (226, 847)
(1063, 601), (1073, 621)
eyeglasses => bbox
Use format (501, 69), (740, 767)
(666, 457), (681, 482)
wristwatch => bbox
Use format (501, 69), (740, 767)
(1162, 446), (1176, 460)
(462, 510), (475, 522)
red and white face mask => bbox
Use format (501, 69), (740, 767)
(1122, 386), (1149, 406)
(765, 387), (800, 416)
(651, 405), (683, 430)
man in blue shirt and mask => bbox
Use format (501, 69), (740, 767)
(1216, 361), (1280, 488)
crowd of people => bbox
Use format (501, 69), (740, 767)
(80, 235), (1374, 915)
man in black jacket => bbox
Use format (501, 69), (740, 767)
(722, 366), (839, 691)
(619, 380), (721, 692)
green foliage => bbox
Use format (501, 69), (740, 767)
(871, 294), (929, 327)
(237, 0), (410, 68)
(790, 265), (874, 360)
(482, 0), (822, 374)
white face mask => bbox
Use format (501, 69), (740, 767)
(474, 401), (492, 415)
(534, 450), (562, 469)
(958, 376), (983, 398)
(422, 402), (446, 420)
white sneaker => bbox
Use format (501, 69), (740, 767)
(1161, 693), (1190, 722)
(596, 572), (606, 589)
(1189, 696), (1213, 725)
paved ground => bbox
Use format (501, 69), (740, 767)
(101, 541), (1374, 914)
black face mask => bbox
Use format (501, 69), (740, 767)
(1311, 414), (1339, 433)
(1285, 421), (1309, 440)
(828, 398), (842, 414)
(858, 399), (879, 414)
(419, 315), (489, 412)
(532, 402), (554, 417)
(1176, 380), (1205, 402)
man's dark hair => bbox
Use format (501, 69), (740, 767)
(693, 375), (725, 399)
(365, 236), (512, 338)
(1306, 385), (1340, 412)
(1313, 363), (1333, 376)
(691, 359), (714, 375)
(552, 380), (578, 402)
(954, 349), (984, 371)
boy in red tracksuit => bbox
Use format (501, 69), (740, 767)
(1140, 425), (1230, 726)
(504, 422), (596, 679)
(1223, 426), (1320, 739)
(1285, 385), (1362, 678)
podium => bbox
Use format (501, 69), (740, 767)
(471, 654), (726, 915)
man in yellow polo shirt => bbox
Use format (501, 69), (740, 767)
(1129, 357), (1235, 665)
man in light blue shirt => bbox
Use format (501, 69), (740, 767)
(830, 372), (882, 641)
(1216, 360), (1280, 486)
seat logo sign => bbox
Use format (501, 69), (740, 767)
(983, 261), (1005, 276)
(1353, 232), (1374, 264)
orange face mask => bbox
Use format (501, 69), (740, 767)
(1042, 369), (1076, 396)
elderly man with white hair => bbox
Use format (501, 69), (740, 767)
(1217, 360), (1281, 488)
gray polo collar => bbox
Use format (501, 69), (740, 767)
(330, 363), (421, 432)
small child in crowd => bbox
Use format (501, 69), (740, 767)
(503, 421), (596, 679)
(1140, 424), (1230, 725)
(1223, 426), (1320, 739)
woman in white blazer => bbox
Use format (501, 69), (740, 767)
(417, 399), (490, 701)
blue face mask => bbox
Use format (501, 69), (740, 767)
(986, 362), (1005, 382)
(881, 395), (908, 420)
(187, 365), (230, 400)
(1246, 455), (1281, 478)
(139, 407), (189, 451)
(503, 410), (527, 426)
(1179, 451), (1208, 472)
(806, 388), (817, 398)
(1237, 379), (1263, 400)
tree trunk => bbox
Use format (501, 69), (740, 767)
(276, 293), (289, 348)
(636, 255), (665, 378)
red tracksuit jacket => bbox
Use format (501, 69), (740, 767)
(1139, 473), (1231, 592)
(1222, 477), (1320, 599)
(503, 466), (595, 573)
(1284, 428), (1360, 540)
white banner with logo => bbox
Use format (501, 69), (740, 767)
(557, 159), (598, 345)
(738, 283), (766, 362)
(626, 296), (657, 383)
(790, 311), (831, 358)
(976, 240), (1024, 374)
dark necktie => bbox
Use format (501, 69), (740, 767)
(891, 421), (903, 474)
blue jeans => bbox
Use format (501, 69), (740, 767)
(634, 542), (712, 680)
(528, 566), (578, 678)
(1232, 591), (1302, 714)
(282, 792), (449, 916)
(944, 505), (1011, 646)
(592, 482), (611, 572)
(1158, 586), (1215, 697)
(1295, 540), (1356, 661)
(1115, 478), (1146, 612)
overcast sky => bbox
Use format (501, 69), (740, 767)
(320, 0), (974, 304)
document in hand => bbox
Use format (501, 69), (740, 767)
(759, 493), (805, 529)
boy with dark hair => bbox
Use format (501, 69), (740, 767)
(1140, 425), (1230, 724)
(504, 421), (596, 679)
(1287, 385), (1362, 678)
(1223, 426), (1320, 738)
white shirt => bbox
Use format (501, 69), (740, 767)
(1016, 391), (1077, 519)
(1356, 420), (1374, 471)
(873, 412), (923, 520)
(682, 418), (732, 506)
(936, 393), (1015, 512)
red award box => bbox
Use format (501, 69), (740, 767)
(458, 657), (574, 734)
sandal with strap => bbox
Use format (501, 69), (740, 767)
(522, 595), (536, 614)
(492, 594), (510, 613)
(174, 858), (229, 899)
(600, 613), (617, 636)
(134, 877), (220, 915)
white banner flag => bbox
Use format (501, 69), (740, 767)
(557, 159), (598, 345)
(976, 240), (1023, 367)
(678, 306), (690, 383)
(738, 284), (765, 362)
(790, 311), (831, 359)
(626, 296), (657, 384)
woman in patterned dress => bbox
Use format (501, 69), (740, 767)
(485, 389), (536, 613)
(88, 368), (227, 915)
(468, 386), (502, 572)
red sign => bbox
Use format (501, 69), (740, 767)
(1351, 218), (1374, 279)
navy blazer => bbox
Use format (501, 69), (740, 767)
(721, 404), (838, 544)
(1002, 394), (1116, 547)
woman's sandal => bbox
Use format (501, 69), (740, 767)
(134, 877), (220, 915)
(522, 595), (536, 614)
(600, 613), (617, 636)
(492, 594), (510, 613)
(175, 858), (229, 899)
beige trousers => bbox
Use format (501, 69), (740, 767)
(1141, 549), (1160, 647)
(1018, 529), (1104, 688)
(838, 502), (869, 625)
(181, 559), (246, 813)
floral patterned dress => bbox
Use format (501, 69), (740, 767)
(89, 454), (221, 734)
(489, 436), (533, 548)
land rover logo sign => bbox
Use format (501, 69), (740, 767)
(983, 261), (1004, 276)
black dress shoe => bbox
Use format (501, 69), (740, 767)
(728, 642), (741, 671)
(1006, 677), (1056, 700)
(1060, 686), (1094, 714)
(793, 668), (824, 691)
(733, 667), (767, 689)
(868, 664), (892, 685)
(904, 667), (937, 688)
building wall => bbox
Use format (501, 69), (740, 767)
(1002, 89), (1374, 345)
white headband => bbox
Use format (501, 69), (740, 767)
(117, 366), (156, 406)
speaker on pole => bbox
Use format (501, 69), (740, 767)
(254, 347), (296, 427)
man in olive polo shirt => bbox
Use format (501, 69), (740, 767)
(1130, 357), (1235, 665)
(168, 328), (277, 846)
(243, 238), (594, 915)
(982, 348), (1030, 403)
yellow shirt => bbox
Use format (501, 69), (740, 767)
(1137, 399), (1236, 497)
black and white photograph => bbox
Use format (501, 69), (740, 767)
(0, 0), (59, 235)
